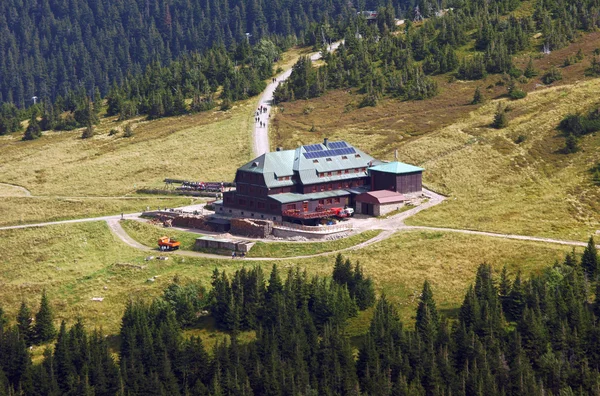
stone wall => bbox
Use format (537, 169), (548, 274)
(230, 218), (273, 238)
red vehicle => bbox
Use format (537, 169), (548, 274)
(331, 207), (355, 218)
(158, 236), (181, 251)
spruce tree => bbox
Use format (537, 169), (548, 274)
(23, 115), (42, 141)
(564, 133), (579, 154)
(33, 291), (56, 344)
(581, 236), (598, 278)
(415, 280), (439, 344)
(471, 86), (484, 104)
(492, 103), (508, 129)
(16, 301), (33, 345)
(524, 56), (538, 78)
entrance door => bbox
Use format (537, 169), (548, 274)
(303, 201), (309, 212)
(361, 203), (369, 215)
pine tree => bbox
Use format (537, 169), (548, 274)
(581, 236), (598, 278)
(123, 124), (134, 138)
(81, 123), (94, 139)
(16, 301), (33, 345)
(415, 280), (439, 344)
(492, 104), (508, 129)
(471, 86), (484, 104)
(524, 57), (538, 78)
(23, 115), (42, 141)
(564, 133), (579, 154)
(33, 291), (56, 344)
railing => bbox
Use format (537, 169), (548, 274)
(273, 221), (352, 233)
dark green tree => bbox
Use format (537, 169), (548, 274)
(22, 115), (42, 141)
(16, 301), (33, 345)
(33, 291), (56, 344)
(471, 86), (484, 104)
(492, 103), (508, 129)
(581, 236), (598, 278)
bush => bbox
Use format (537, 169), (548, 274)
(514, 134), (526, 144)
(492, 104), (508, 129)
(563, 133), (579, 154)
(108, 128), (119, 136)
(23, 117), (42, 140)
(359, 93), (378, 108)
(509, 88), (527, 100)
(123, 124), (134, 137)
(81, 125), (94, 139)
(220, 98), (232, 111)
(541, 66), (562, 84)
(471, 86), (484, 104)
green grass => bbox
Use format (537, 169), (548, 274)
(0, 222), (574, 337)
(120, 219), (200, 251)
(245, 230), (382, 258)
(0, 99), (255, 198)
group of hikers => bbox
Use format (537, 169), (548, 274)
(255, 105), (269, 128)
(231, 251), (246, 259)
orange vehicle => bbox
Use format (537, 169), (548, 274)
(158, 236), (181, 251)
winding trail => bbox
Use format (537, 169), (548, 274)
(0, 42), (597, 259)
(0, 182), (32, 197)
(253, 41), (343, 156)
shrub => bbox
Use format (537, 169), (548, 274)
(81, 125), (94, 139)
(492, 104), (508, 129)
(563, 133), (579, 154)
(359, 93), (378, 108)
(541, 66), (562, 84)
(108, 128), (119, 136)
(23, 116), (42, 140)
(509, 88), (527, 100)
(471, 86), (484, 104)
(123, 124), (134, 137)
(514, 134), (526, 144)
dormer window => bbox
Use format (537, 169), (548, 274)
(355, 154), (361, 158)
(251, 162), (259, 167)
(326, 158), (332, 162)
(341, 156), (348, 159)
(313, 159), (319, 163)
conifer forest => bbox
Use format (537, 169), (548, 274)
(2, 0), (600, 133)
(1, 245), (600, 395)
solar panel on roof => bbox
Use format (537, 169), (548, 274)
(304, 144), (322, 152)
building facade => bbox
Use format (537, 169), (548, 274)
(215, 139), (424, 222)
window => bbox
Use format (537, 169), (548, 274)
(354, 168), (359, 173)
(320, 185), (325, 191)
(345, 169), (349, 174)
(326, 158), (332, 162)
(341, 156), (348, 160)
(336, 171), (342, 175)
(313, 159), (319, 163)
(241, 211), (244, 215)
(318, 199), (324, 204)
(328, 184), (332, 191)
(312, 186), (317, 192)
(326, 199), (332, 204)
(238, 199), (246, 206)
(258, 202), (265, 209)
(229, 209), (232, 213)
(355, 154), (361, 158)
(286, 204), (296, 210)
(270, 204), (277, 210)
(319, 173), (324, 178)
(327, 172), (332, 176)
(334, 197), (341, 203)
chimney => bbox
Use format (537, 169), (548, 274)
(394, 149), (398, 160)
(323, 137), (329, 148)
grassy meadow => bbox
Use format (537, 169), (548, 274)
(272, 35), (600, 241)
(120, 219), (201, 251)
(0, 222), (574, 338)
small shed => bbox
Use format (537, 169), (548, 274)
(369, 162), (424, 195)
(195, 236), (255, 253)
(355, 190), (406, 216)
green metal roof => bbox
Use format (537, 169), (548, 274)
(269, 189), (351, 204)
(368, 161), (424, 174)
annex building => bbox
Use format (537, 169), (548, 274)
(215, 139), (424, 222)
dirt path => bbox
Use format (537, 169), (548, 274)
(253, 41), (343, 156)
(0, 182), (32, 197)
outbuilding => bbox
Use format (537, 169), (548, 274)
(354, 190), (407, 216)
(369, 161), (424, 195)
